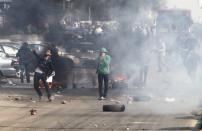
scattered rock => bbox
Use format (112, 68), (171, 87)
(94, 124), (98, 128)
(30, 109), (37, 115)
(165, 97), (175, 102)
(110, 99), (121, 104)
(61, 100), (67, 104)
(14, 97), (20, 101)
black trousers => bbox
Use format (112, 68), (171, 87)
(20, 63), (30, 83)
(98, 73), (109, 97)
(34, 72), (51, 98)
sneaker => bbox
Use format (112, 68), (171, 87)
(98, 96), (106, 100)
(98, 96), (104, 100)
(102, 97), (107, 100)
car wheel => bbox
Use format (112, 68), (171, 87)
(103, 104), (125, 112)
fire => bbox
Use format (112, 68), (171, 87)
(114, 74), (127, 81)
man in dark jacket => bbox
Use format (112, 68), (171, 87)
(33, 49), (54, 101)
(16, 42), (33, 83)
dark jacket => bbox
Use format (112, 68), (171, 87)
(33, 51), (54, 77)
(16, 44), (33, 64)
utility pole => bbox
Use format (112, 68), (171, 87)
(88, 6), (91, 22)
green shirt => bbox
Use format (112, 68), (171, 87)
(97, 55), (111, 74)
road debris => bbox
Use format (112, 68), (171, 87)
(110, 99), (121, 104)
(8, 80), (16, 86)
(127, 96), (133, 104)
(14, 97), (20, 101)
(94, 124), (98, 128)
(103, 104), (125, 112)
(31, 100), (36, 103)
(61, 100), (67, 104)
(30, 109), (37, 115)
(165, 97), (175, 102)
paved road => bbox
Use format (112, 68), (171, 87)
(0, 87), (200, 131)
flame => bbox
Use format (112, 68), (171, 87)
(114, 74), (127, 81)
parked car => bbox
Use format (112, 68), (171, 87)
(0, 42), (20, 77)
(0, 42), (20, 58)
(0, 51), (18, 77)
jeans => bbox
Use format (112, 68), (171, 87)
(34, 72), (51, 99)
(98, 73), (109, 97)
(20, 63), (30, 83)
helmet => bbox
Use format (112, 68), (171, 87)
(100, 47), (108, 53)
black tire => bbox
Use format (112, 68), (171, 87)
(103, 105), (125, 112)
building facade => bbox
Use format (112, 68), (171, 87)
(165, 0), (202, 23)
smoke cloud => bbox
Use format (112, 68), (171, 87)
(4, 0), (202, 114)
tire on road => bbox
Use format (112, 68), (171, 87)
(103, 104), (125, 112)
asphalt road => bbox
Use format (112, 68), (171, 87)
(0, 85), (200, 131)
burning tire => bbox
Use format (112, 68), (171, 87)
(111, 82), (128, 89)
(103, 104), (125, 112)
(111, 74), (128, 89)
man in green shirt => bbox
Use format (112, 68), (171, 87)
(97, 47), (111, 100)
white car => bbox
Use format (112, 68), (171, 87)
(0, 52), (17, 77)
